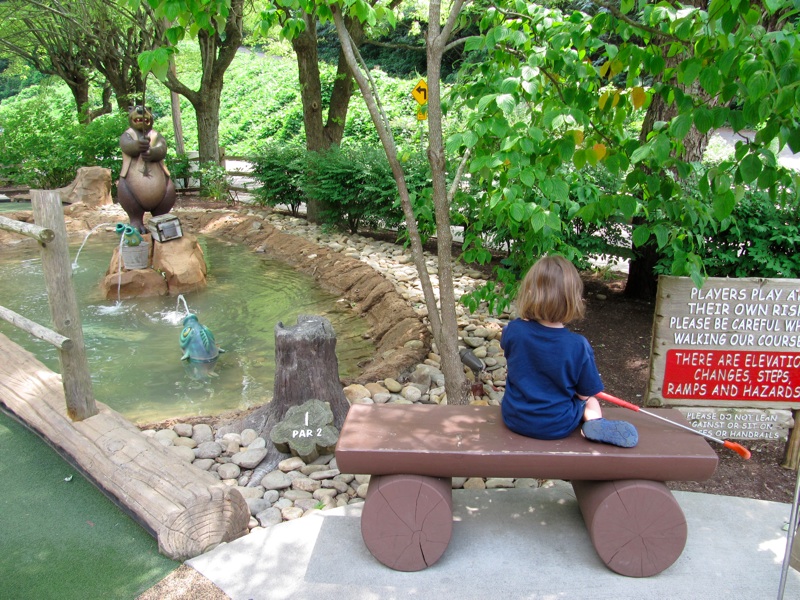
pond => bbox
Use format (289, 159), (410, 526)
(0, 200), (32, 213)
(0, 231), (374, 424)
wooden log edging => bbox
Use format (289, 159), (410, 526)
(0, 332), (249, 560)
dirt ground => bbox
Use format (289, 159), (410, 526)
(579, 273), (798, 504)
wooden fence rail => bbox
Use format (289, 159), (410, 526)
(0, 190), (96, 420)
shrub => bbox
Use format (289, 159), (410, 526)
(198, 162), (232, 203)
(249, 142), (306, 216)
(700, 189), (800, 278)
(303, 146), (403, 234)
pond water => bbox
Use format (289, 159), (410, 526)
(0, 200), (32, 213)
(0, 232), (374, 424)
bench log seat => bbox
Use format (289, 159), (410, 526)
(335, 403), (718, 577)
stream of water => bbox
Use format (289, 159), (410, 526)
(0, 232), (373, 424)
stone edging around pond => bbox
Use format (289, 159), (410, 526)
(140, 421), (548, 533)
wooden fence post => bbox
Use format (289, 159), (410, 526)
(31, 189), (97, 421)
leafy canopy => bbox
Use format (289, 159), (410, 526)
(448, 0), (800, 309)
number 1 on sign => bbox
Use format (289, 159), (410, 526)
(305, 412), (309, 427)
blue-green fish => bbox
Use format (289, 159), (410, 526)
(179, 314), (222, 363)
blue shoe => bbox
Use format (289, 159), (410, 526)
(582, 418), (638, 448)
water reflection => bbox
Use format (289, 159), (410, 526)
(0, 233), (373, 423)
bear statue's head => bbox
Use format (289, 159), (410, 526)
(128, 105), (153, 133)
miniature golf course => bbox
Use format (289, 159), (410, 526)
(0, 410), (178, 599)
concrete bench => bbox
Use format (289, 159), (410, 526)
(335, 403), (718, 577)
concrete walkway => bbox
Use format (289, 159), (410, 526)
(188, 482), (800, 600)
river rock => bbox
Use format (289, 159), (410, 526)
(232, 448), (268, 469)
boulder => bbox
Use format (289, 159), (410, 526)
(99, 232), (207, 298)
(152, 233), (208, 294)
(56, 167), (112, 207)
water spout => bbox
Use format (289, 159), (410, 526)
(72, 223), (112, 272)
(117, 235), (124, 304)
(176, 294), (191, 316)
(161, 294), (192, 325)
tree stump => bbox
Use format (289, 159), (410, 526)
(219, 315), (350, 480)
(273, 315), (350, 429)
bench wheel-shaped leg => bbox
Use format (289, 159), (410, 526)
(360, 474), (453, 571)
(572, 479), (687, 577)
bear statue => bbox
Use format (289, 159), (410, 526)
(117, 105), (176, 233)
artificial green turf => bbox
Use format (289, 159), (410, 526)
(0, 410), (179, 600)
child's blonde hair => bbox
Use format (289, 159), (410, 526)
(515, 255), (585, 324)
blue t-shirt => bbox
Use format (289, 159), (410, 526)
(500, 319), (603, 440)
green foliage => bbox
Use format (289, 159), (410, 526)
(165, 152), (191, 181)
(699, 190), (800, 279)
(303, 145), (404, 234)
(198, 161), (232, 203)
(0, 59), (46, 101)
(0, 83), (125, 188)
(450, 0), (800, 309)
(249, 142), (307, 216)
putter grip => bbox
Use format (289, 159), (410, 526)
(596, 392), (640, 412)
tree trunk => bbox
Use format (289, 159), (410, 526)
(221, 315), (350, 481)
(330, 2), (471, 405)
(161, 0), (242, 165)
(426, 2), (470, 405)
(293, 11), (363, 223)
(293, 19), (327, 223)
(195, 90), (223, 165)
(625, 25), (713, 300)
(66, 76), (91, 124)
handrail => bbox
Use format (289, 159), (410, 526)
(0, 190), (97, 421)
(0, 306), (72, 350)
(0, 214), (55, 243)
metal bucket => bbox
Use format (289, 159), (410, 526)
(120, 243), (150, 270)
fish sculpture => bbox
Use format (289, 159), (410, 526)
(179, 314), (223, 363)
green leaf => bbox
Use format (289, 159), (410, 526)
(669, 113), (693, 139)
(746, 72), (769, 100)
(678, 58), (703, 86)
(651, 134), (671, 163)
(573, 149), (587, 170)
(713, 190), (736, 220)
(699, 67), (722, 96)
(738, 153), (762, 183)
(520, 168), (536, 187)
(630, 144), (650, 164)
(693, 107), (713, 134)
(632, 225), (650, 247)
(557, 137), (575, 162)
(787, 128), (800, 153)
(509, 202), (525, 223)
(496, 94), (516, 114)
(619, 196), (637, 220)
(653, 223), (669, 248)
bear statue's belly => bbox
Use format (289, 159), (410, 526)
(124, 160), (168, 209)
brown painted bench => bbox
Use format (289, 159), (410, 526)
(335, 403), (718, 577)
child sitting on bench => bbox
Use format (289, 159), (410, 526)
(500, 255), (638, 448)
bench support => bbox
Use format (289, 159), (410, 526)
(572, 479), (687, 577)
(361, 474), (453, 571)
